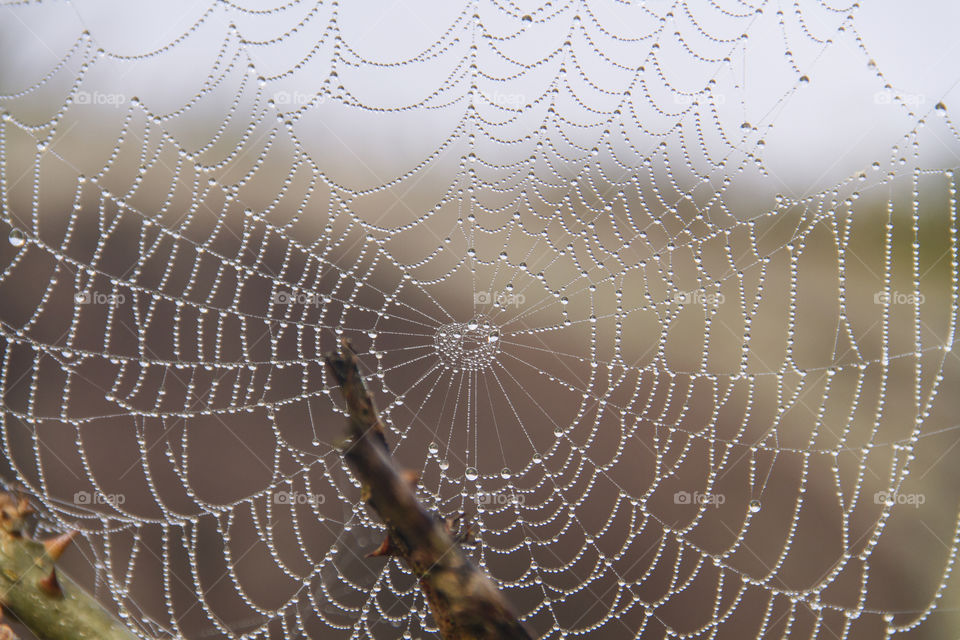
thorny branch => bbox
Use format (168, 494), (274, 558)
(0, 492), (139, 640)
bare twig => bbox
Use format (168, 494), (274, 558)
(324, 338), (532, 640)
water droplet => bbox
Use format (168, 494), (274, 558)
(467, 321), (478, 331)
(428, 441), (439, 455)
(521, 14), (532, 23)
(500, 468), (512, 479)
(8, 228), (25, 247)
(465, 467), (478, 481)
(748, 499), (761, 513)
(740, 122), (752, 130)
(487, 330), (499, 343)
(935, 101), (947, 115)
(798, 75), (809, 84)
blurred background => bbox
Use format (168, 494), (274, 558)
(1, 1), (959, 638)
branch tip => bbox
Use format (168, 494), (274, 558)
(324, 333), (532, 639)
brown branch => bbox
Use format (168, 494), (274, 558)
(324, 338), (532, 640)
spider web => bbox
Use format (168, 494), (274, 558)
(1, 1), (959, 638)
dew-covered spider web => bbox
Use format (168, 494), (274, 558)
(1, 1), (960, 638)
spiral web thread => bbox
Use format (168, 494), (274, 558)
(1, 1), (959, 638)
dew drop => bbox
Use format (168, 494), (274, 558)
(8, 228), (25, 247)
(500, 468), (512, 480)
(465, 467), (478, 481)
(935, 101), (947, 116)
(748, 499), (761, 513)
(428, 441), (439, 455)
